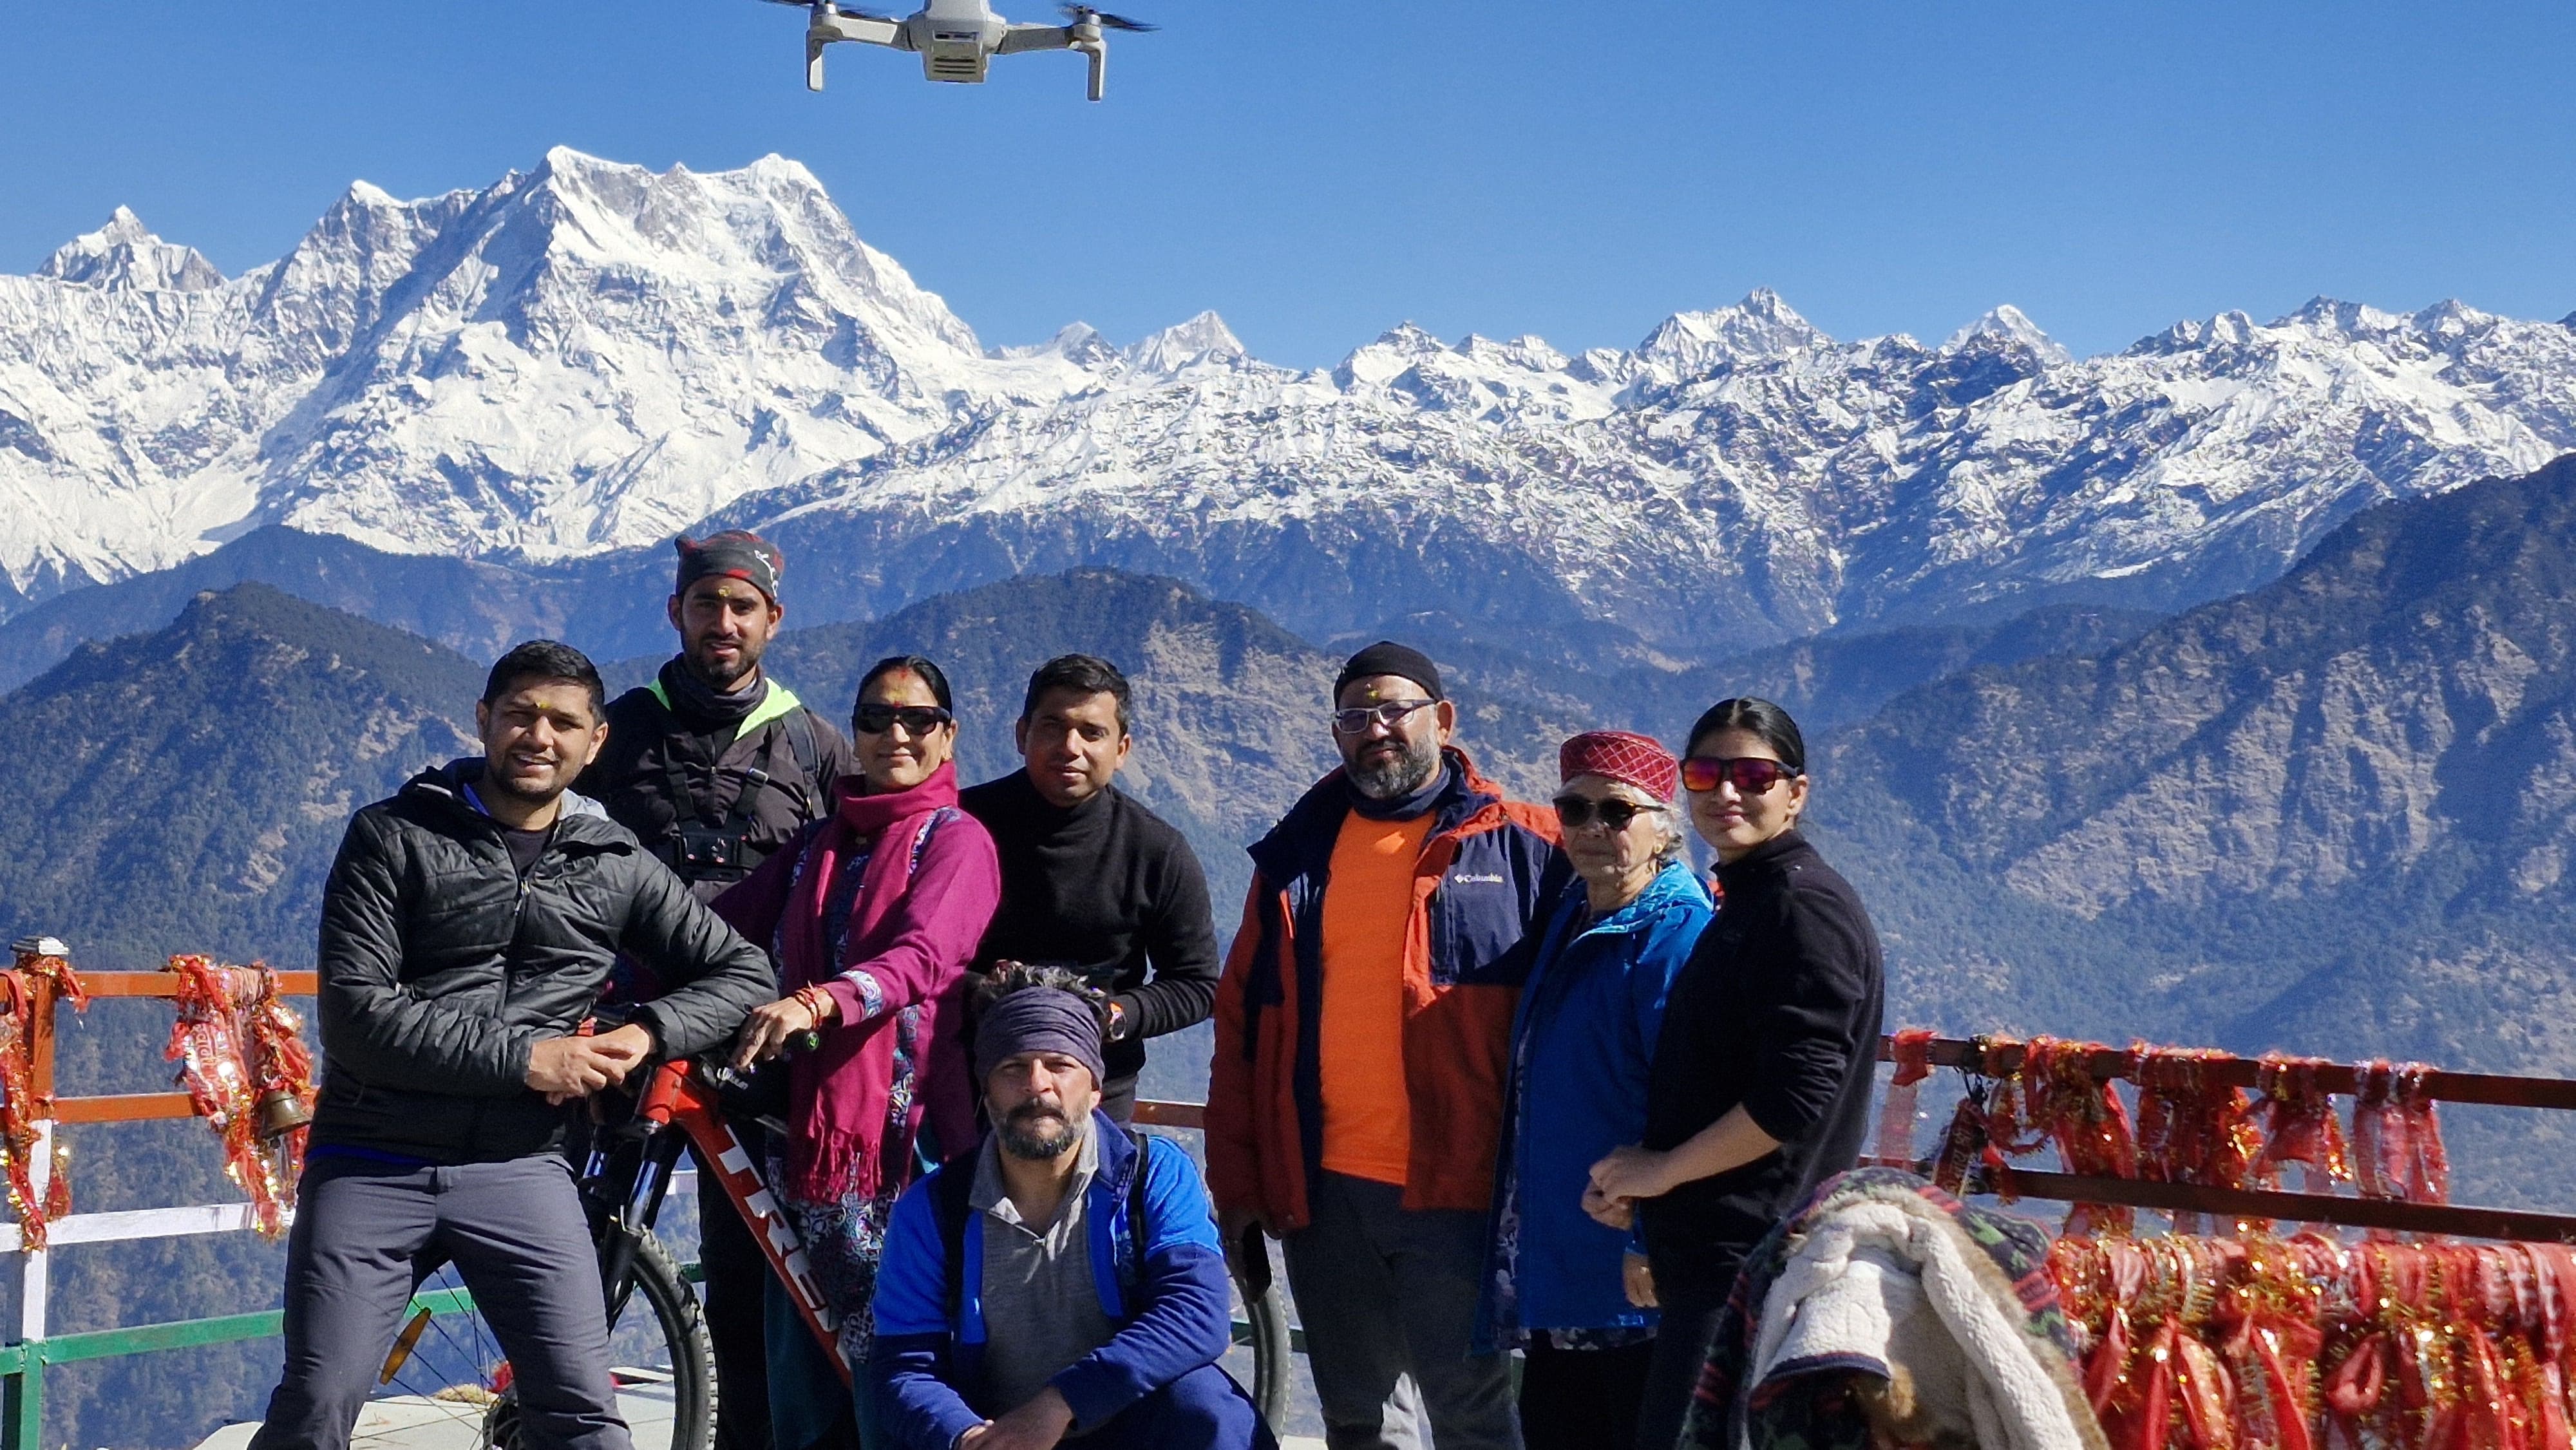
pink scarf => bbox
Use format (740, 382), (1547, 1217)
(777, 760), (960, 1201)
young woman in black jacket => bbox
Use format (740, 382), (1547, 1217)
(1583, 697), (1885, 1450)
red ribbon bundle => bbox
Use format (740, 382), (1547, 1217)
(2134, 1043), (2270, 1235)
(1987, 1036), (2140, 1234)
(2352, 1060), (2451, 1216)
(1871, 1027), (1938, 1165)
(165, 956), (314, 1238)
(0, 945), (85, 1248)
(2253, 1053), (2353, 1193)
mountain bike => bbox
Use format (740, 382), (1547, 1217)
(370, 1051), (1295, 1450)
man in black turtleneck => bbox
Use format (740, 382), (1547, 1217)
(960, 654), (1220, 1124)
(574, 529), (852, 1450)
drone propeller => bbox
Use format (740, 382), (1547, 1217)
(756, 0), (892, 15)
(1061, 4), (1157, 32)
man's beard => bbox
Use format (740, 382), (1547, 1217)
(1349, 735), (1441, 800)
(685, 636), (764, 690)
(999, 1100), (1083, 1160)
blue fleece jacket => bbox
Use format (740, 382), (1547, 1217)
(871, 1112), (1230, 1449)
(1479, 860), (1712, 1347)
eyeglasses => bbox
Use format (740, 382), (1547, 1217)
(852, 704), (953, 736)
(1331, 699), (1436, 735)
(1552, 795), (1666, 831)
(1680, 755), (1801, 795)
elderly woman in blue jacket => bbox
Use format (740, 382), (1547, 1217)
(1481, 731), (1714, 1450)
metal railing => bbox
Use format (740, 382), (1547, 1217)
(15, 1004), (2576, 1450)
(1867, 1034), (2576, 1241)
(0, 953), (1269, 1450)
(0, 962), (323, 1450)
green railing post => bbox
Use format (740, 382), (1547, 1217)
(5, 1354), (41, 1450)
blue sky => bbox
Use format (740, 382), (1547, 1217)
(5, 1), (2571, 368)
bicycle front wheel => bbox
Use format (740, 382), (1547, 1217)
(379, 1225), (717, 1450)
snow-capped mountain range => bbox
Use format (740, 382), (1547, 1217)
(6, 146), (2573, 646)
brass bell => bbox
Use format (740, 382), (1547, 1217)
(256, 1089), (313, 1140)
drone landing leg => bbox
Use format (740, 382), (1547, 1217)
(806, 35), (828, 91)
(1086, 43), (1105, 101)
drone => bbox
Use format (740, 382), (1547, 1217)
(762, 0), (1156, 100)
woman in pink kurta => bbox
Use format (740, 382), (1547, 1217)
(716, 654), (1001, 1450)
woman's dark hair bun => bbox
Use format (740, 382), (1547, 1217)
(1686, 696), (1806, 773)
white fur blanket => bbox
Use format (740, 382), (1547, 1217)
(1746, 1194), (2095, 1450)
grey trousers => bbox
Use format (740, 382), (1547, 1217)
(249, 1154), (631, 1450)
(1278, 1171), (1521, 1450)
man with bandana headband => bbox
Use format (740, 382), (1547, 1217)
(871, 968), (1269, 1450)
(577, 529), (855, 1450)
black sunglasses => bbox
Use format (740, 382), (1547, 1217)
(1553, 795), (1665, 831)
(852, 704), (953, 736)
(1680, 755), (1801, 795)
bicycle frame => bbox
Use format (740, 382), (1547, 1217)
(617, 1059), (851, 1388)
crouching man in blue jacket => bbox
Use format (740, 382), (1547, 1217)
(872, 968), (1273, 1450)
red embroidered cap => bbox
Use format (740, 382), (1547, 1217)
(1558, 730), (1680, 800)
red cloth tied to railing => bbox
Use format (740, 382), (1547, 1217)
(1871, 1026), (1937, 1165)
(2352, 1059), (2452, 1215)
(165, 956), (314, 1238)
(2133, 1042), (2270, 1235)
(0, 943), (84, 1248)
(1987, 1036), (2139, 1234)
(2254, 1053), (2352, 1194)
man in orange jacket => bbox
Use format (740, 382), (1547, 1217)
(1207, 642), (1569, 1450)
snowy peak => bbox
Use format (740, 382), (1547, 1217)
(464, 147), (983, 358)
(10, 145), (2576, 657)
(1942, 305), (2070, 366)
(1126, 310), (1247, 375)
(1635, 288), (1829, 379)
(1001, 322), (1121, 368)
(37, 207), (225, 292)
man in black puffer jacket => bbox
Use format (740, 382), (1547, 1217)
(252, 641), (775, 1450)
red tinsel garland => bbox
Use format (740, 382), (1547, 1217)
(164, 955), (314, 1238)
(0, 945), (86, 1248)
(1986, 1035), (2141, 1234)
(2134, 1042), (2271, 1236)
(2353, 1059), (2451, 1215)
(2055, 1236), (2576, 1450)
(2255, 1053), (2354, 1193)
(1872, 1027), (1938, 1165)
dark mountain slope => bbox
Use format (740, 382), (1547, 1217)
(0, 527), (683, 693)
(627, 568), (1587, 922)
(1817, 454), (2576, 1200)
(1334, 601), (2162, 740)
(0, 583), (481, 970)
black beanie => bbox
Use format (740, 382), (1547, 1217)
(1335, 641), (1443, 702)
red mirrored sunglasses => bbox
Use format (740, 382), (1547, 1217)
(1680, 755), (1801, 794)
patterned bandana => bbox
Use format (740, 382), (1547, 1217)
(674, 530), (784, 603)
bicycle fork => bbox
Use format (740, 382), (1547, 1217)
(634, 1061), (851, 1388)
